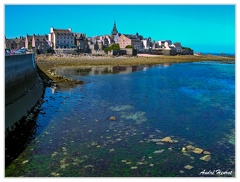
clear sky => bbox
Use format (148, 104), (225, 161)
(4, 4), (236, 54)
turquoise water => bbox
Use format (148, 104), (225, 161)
(5, 62), (235, 177)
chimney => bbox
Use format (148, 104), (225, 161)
(68, 28), (72, 32)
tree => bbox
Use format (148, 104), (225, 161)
(104, 43), (120, 53)
(125, 45), (133, 48)
(182, 47), (192, 51)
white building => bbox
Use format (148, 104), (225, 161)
(157, 40), (173, 48)
(141, 38), (151, 49)
(48, 27), (76, 50)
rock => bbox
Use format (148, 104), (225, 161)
(137, 162), (144, 165)
(121, 160), (127, 163)
(203, 150), (211, 155)
(149, 164), (154, 167)
(161, 136), (173, 143)
(156, 142), (164, 145)
(22, 160), (29, 164)
(84, 165), (94, 168)
(109, 116), (116, 121)
(131, 166), (138, 169)
(126, 162), (132, 165)
(184, 165), (194, 170)
(179, 170), (185, 174)
(151, 139), (163, 142)
(186, 145), (195, 150)
(193, 147), (203, 154)
(182, 147), (186, 152)
(153, 149), (165, 154)
(200, 155), (211, 162)
(109, 148), (115, 152)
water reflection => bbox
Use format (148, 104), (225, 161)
(54, 65), (172, 77)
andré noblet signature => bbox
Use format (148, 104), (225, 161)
(199, 169), (233, 176)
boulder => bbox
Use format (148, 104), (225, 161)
(193, 147), (203, 154)
(200, 155), (211, 162)
(161, 136), (173, 143)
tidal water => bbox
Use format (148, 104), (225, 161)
(5, 62), (235, 177)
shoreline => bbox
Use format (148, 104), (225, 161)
(35, 54), (235, 87)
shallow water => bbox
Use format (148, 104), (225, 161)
(5, 62), (235, 177)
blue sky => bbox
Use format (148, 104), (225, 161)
(4, 4), (235, 54)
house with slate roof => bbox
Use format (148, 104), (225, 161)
(117, 34), (141, 50)
(5, 36), (25, 50)
(25, 34), (49, 54)
(48, 27), (77, 51)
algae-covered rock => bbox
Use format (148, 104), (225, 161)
(193, 147), (203, 154)
(200, 155), (211, 162)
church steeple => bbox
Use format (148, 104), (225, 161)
(111, 21), (118, 36)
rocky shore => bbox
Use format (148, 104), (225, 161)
(35, 54), (235, 88)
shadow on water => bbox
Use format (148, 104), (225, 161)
(5, 115), (39, 168)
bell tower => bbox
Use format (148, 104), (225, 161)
(111, 21), (118, 37)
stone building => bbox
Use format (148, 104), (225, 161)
(173, 42), (183, 54)
(48, 27), (76, 50)
(5, 36), (25, 50)
(25, 34), (49, 54)
(74, 33), (89, 52)
(118, 34), (141, 50)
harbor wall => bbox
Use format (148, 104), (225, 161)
(5, 53), (43, 132)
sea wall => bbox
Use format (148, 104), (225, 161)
(5, 53), (43, 132)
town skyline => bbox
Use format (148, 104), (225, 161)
(4, 4), (236, 54)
